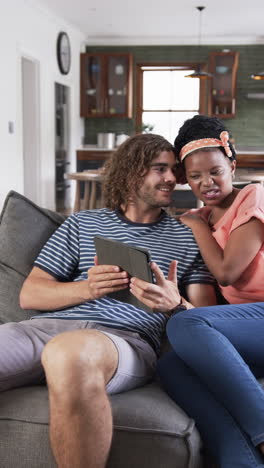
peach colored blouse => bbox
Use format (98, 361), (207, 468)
(199, 184), (264, 304)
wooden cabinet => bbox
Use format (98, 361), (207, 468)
(236, 152), (264, 168)
(80, 53), (133, 118)
(209, 51), (239, 118)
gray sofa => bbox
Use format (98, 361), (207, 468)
(0, 191), (205, 468)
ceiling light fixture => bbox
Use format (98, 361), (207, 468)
(185, 6), (213, 79)
(251, 71), (264, 80)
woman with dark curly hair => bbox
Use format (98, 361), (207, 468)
(158, 115), (264, 468)
(175, 114), (263, 304)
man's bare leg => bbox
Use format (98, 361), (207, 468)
(41, 329), (119, 468)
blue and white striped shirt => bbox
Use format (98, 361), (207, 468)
(33, 209), (215, 353)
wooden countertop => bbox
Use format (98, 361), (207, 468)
(236, 152), (264, 168)
(77, 148), (264, 168)
(77, 148), (114, 161)
(77, 146), (115, 151)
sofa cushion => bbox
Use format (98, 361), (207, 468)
(0, 191), (65, 324)
(0, 190), (205, 468)
(0, 383), (203, 468)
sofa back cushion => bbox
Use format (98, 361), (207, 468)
(0, 191), (65, 324)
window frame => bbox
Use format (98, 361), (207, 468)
(136, 62), (207, 132)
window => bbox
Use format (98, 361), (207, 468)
(137, 65), (205, 143)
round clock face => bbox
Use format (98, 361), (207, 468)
(57, 32), (71, 75)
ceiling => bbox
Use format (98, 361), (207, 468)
(35, 0), (264, 45)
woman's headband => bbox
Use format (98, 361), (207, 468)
(179, 130), (233, 162)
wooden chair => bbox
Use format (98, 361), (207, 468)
(64, 170), (104, 212)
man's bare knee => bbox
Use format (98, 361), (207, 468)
(41, 329), (118, 393)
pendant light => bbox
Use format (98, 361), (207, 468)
(251, 71), (264, 80)
(185, 6), (213, 79)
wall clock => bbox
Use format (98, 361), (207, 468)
(57, 32), (71, 75)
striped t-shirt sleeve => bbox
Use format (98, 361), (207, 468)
(34, 215), (80, 280)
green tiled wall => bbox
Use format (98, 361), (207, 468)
(84, 45), (264, 147)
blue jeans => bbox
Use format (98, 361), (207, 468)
(157, 303), (264, 468)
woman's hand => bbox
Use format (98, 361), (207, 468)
(129, 260), (182, 314)
(179, 211), (208, 229)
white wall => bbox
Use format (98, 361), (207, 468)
(0, 0), (85, 210)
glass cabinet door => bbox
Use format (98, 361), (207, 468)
(80, 54), (104, 116)
(106, 55), (130, 116)
(209, 51), (239, 118)
(80, 53), (133, 118)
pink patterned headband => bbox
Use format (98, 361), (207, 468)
(179, 131), (233, 162)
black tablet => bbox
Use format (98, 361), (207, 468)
(94, 235), (154, 313)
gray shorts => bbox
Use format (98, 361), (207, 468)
(0, 319), (157, 394)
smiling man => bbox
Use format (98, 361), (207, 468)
(0, 133), (216, 468)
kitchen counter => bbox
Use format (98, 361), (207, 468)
(76, 147), (264, 168)
(235, 149), (264, 168)
(77, 145), (116, 151)
(77, 146), (115, 162)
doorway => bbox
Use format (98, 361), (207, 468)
(21, 56), (40, 204)
(55, 83), (71, 212)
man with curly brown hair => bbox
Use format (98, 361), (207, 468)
(0, 133), (216, 468)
